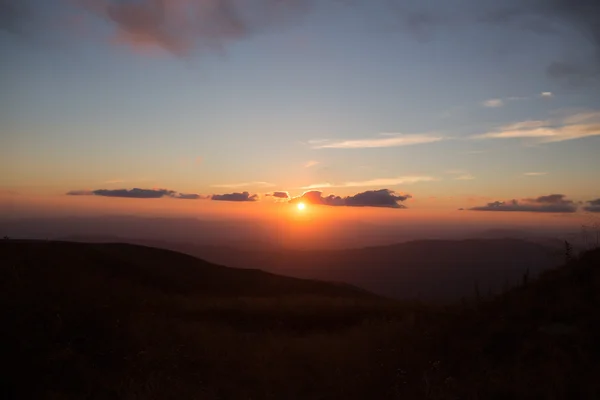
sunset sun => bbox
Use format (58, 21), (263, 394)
(297, 202), (306, 211)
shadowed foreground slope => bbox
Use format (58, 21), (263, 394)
(1, 240), (599, 399)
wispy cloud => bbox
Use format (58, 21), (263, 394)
(472, 111), (600, 143)
(211, 181), (276, 189)
(301, 183), (333, 190)
(483, 99), (504, 108)
(445, 170), (475, 180)
(343, 176), (436, 187)
(524, 172), (548, 176)
(482, 91), (553, 108)
(304, 160), (320, 168)
(455, 174), (475, 181)
(311, 134), (443, 149)
(301, 176), (436, 189)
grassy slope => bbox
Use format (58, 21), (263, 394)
(1, 240), (599, 399)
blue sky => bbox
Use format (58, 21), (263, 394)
(1, 0), (599, 214)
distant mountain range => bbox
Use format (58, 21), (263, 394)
(54, 235), (563, 301)
(2, 215), (583, 300)
(1, 215), (584, 250)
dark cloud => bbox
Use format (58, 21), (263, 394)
(211, 191), (259, 202)
(93, 188), (175, 198)
(66, 187), (209, 199)
(267, 191), (290, 199)
(66, 188), (180, 199)
(289, 189), (410, 209)
(584, 198), (600, 213)
(470, 194), (577, 213)
(530, 194), (574, 205)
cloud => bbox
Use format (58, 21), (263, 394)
(301, 176), (436, 189)
(92, 188), (176, 198)
(481, 92), (552, 108)
(289, 189), (411, 209)
(211, 181), (275, 189)
(311, 134), (443, 149)
(470, 194), (577, 213)
(445, 170), (475, 180)
(304, 160), (320, 168)
(483, 98), (504, 108)
(267, 191), (290, 199)
(454, 174), (475, 181)
(72, 0), (312, 56)
(66, 187), (203, 199)
(524, 172), (547, 176)
(211, 191), (258, 202)
(341, 176), (436, 187)
(473, 111), (600, 143)
(3, 0), (600, 78)
(301, 183), (333, 190)
(584, 198), (600, 213)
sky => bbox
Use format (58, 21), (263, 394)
(1, 0), (599, 223)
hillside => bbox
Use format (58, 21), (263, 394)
(1, 240), (599, 399)
(89, 238), (561, 301)
(0, 240), (370, 299)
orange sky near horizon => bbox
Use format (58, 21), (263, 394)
(0, 191), (590, 231)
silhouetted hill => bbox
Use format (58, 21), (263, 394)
(50, 236), (563, 301)
(1, 240), (599, 399)
(0, 240), (371, 298)
(425, 247), (600, 398)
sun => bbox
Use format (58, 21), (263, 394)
(297, 202), (306, 211)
